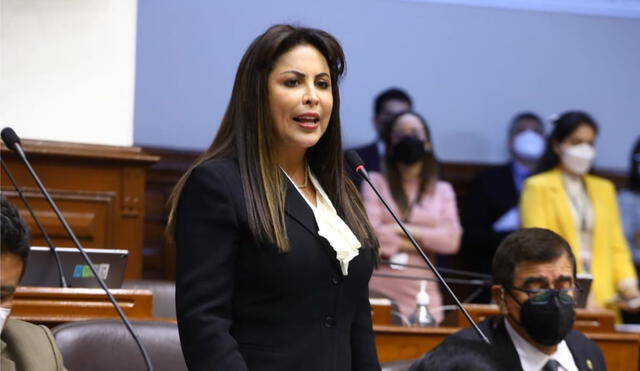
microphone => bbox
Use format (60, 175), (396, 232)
(1, 159), (68, 287)
(346, 150), (490, 344)
(1, 127), (155, 371)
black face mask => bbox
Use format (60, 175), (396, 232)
(507, 289), (575, 346)
(391, 136), (426, 165)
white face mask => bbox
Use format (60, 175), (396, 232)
(561, 143), (595, 175)
(513, 130), (545, 160)
(0, 307), (11, 333)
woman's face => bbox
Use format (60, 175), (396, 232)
(390, 113), (431, 149)
(553, 124), (596, 154)
(268, 44), (333, 159)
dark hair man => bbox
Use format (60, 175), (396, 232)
(447, 228), (605, 371)
(462, 112), (545, 302)
(1, 195), (67, 370)
(351, 88), (413, 175)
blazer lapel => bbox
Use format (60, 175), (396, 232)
(565, 331), (595, 371)
(284, 180), (318, 237)
(493, 317), (525, 371)
(284, 181), (342, 274)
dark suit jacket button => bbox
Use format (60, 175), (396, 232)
(324, 316), (336, 328)
(332, 275), (341, 284)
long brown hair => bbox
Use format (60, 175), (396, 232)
(166, 24), (378, 253)
(381, 111), (440, 215)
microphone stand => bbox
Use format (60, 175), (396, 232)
(378, 260), (492, 279)
(372, 272), (492, 287)
(351, 154), (490, 344)
(1, 159), (68, 287)
(1, 131), (154, 371)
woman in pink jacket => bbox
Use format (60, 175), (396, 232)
(362, 111), (462, 324)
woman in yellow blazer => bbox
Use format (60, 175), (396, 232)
(520, 111), (639, 317)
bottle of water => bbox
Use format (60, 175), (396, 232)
(410, 280), (435, 327)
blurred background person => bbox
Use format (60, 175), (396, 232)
(618, 136), (640, 324)
(1, 195), (68, 371)
(462, 112), (545, 303)
(619, 136), (640, 269)
(362, 111), (461, 324)
(520, 111), (640, 320)
(352, 88), (412, 175)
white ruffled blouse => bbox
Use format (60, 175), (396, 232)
(282, 169), (361, 275)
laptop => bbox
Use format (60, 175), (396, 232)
(20, 246), (129, 288)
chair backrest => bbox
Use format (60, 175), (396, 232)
(53, 320), (187, 371)
(122, 279), (176, 318)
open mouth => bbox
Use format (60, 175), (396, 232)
(293, 114), (320, 124)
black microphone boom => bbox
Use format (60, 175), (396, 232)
(346, 150), (490, 344)
(1, 127), (155, 371)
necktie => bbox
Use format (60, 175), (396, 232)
(542, 359), (560, 371)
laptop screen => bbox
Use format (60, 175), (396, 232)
(20, 247), (129, 288)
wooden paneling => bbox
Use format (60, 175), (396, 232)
(11, 286), (153, 325)
(140, 147), (200, 279)
(1, 140), (158, 279)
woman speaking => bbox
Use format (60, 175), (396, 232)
(167, 25), (380, 371)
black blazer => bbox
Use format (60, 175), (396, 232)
(175, 158), (380, 371)
(449, 317), (606, 371)
(461, 163), (519, 276)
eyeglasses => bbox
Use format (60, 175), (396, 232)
(507, 286), (581, 305)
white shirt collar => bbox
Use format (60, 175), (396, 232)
(282, 169), (361, 276)
(504, 318), (578, 371)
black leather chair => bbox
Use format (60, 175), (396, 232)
(381, 359), (415, 371)
(122, 279), (176, 318)
(53, 320), (187, 371)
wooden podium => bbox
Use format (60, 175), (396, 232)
(1, 139), (158, 279)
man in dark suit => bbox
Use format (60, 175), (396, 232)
(440, 228), (605, 371)
(462, 112), (545, 302)
(0, 196), (68, 371)
(351, 88), (412, 175)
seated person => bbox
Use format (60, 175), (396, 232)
(445, 228), (605, 371)
(362, 111), (461, 324)
(1, 195), (67, 370)
(521, 112), (639, 318)
(462, 112), (545, 301)
(351, 88), (413, 175)
(409, 336), (519, 371)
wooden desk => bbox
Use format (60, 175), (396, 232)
(11, 286), (153, 325)
(374, 325), (640, 371)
